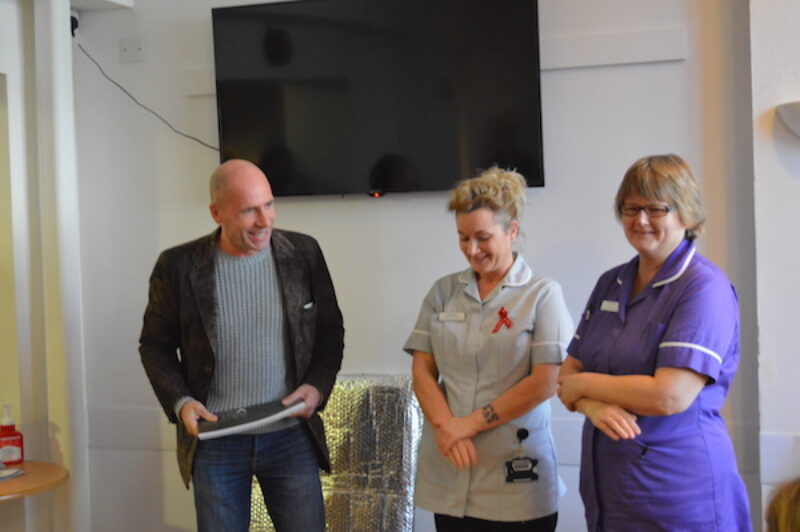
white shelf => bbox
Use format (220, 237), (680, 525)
(540, 27), (687, 71)
(71, 0), (132, 10)
(776, 101), (800, 137)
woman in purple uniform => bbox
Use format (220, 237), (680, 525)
(557, 154), (751, 531)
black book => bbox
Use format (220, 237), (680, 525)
(197, 399), (306, 440)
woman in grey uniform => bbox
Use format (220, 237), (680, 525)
(404, 168), (573, 531)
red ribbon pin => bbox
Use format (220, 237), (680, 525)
(492, 306), (513, 333)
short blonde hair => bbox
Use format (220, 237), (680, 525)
(615, 154), (706, 240)
(447, 167), (527, 229)
(766, 477), (800, 532)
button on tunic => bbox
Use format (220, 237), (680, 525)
(568, 239), (751, 531)
(404, 256), (572, 521)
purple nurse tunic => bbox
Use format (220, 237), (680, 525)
(568, 239), (751, 531)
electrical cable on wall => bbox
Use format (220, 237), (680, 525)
(76, 42), (220, 152)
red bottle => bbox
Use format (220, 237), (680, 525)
(0, 404), (24, 465)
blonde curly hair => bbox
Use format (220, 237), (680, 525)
(447, 167), (527, 229)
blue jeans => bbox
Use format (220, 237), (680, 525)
(192, 424), (325, 532)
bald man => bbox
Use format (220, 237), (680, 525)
(140, 160), (344, 531)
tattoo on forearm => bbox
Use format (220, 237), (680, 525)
(481, 404), (500, 424)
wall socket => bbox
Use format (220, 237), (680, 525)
(120, 38), (145, 63)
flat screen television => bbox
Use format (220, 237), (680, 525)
(212, 0), (543, 196)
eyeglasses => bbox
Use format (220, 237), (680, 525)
(619, 204), (671, 218)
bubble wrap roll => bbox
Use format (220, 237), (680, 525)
(250, 374), (423, 531)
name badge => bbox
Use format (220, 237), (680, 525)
(438, 312), (466, 322)
(600, 300), (619, 313)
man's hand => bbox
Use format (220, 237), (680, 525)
(282, 384), (321, 418)
(179, 400), (218, 438)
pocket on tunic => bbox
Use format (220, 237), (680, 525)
(623, 436), (715, 524)
(469, 422), (560, 515)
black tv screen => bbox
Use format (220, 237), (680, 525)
(212, 0), (543, 196)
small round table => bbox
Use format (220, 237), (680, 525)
(0, 461), (69, 501)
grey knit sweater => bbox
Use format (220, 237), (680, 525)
(206, 246), (298, 433)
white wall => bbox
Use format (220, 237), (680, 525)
(1, 1), (93, 530)
(749, 0), (800, 517)
(70, 0), (760, 530)
(0, 1), (55, 530)
(0, 2), (28, 528)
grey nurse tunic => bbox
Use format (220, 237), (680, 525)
(404, 255), (572, 521)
